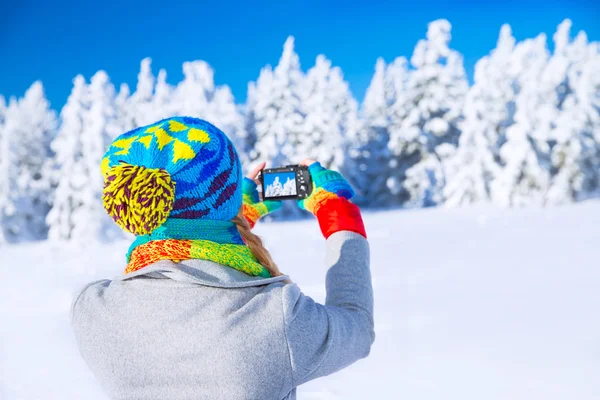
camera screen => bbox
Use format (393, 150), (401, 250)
(264, 171), (297, 197)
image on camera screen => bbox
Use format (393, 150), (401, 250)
(264, 171), (297, 197)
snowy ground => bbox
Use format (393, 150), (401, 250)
(1, 202), (599, 400)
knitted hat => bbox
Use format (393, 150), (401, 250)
(101, 117), (242, 235)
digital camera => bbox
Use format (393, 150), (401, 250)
(260, 165), (313, 200)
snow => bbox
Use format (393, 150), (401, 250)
(1, 202), (599, 399)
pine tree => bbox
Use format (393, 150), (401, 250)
(210, 85), (248, 164)
(388, 19), (468, 207)
(444, 25), (516, 206)
(172, 60), (214, 118)
(250, 37), (306, 167)
(491, 34), (551, 206)
(347, 58), (395, 207)
(47, 72), (119, 241)
(172, 61), (247, 163)
(0, 95), (8, 244)
(546, 20), (600, 203)
(0, 83), (57, 242)
(130, 57), (157, 126)
(47, 75), (87, 240)
(153, 68), (173, 121)
(382, 56), (412, 203)
(302, 55), (357, 170)
(113, 83), (133, 139)
(77, 71), (121, 241)
(243, 82), (259, 165)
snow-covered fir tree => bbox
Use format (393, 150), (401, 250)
(116, 58), (172, 135)
(172, 60), (214, 118)
(47, 72), (119, 242)
(381, 56), (412, 204)
(545, 20), (600, 203)
(80, 71), (123, 240)
(112, 83), (133, 140)
(153, 68), (173, 121)
(210, 85), (248, 164)
(302, 55), (357, 170)
(243, 83), (259, 165)
(250, 37), (306, 167)
(388, 19), (468, 207)
(346, 58), (395, 207)
(444, 25), (516, 206)
(129, 58), (157, 127)
(491, 34), (551, 206)
(47, 76), (88, 241)
(0, 83), (57, 242)
(172, 60), (247, 162)
(0, 95), (8, 244)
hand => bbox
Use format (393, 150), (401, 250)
(242, 161), (283, 228)
(297, 159), (355, 216)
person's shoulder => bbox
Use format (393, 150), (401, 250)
(70, 279), (112, 321)
(279, 282), (312, 317)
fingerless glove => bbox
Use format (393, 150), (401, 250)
(298, 163), (366, 238)
(242, 177), (282, 228)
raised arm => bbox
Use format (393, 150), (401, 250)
(282, 161), (374, 386)
(241, 161), (282, 229)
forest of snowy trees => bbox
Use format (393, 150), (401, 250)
(0, 19), (599, 244)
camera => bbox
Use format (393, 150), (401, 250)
(260, 165), (313, 200)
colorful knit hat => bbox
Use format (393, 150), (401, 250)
(101, 117), (243, 235)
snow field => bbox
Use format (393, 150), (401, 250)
(1, 202), (599, 399)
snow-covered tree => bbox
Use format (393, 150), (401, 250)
(250, 37), (306, 167)
(47, 72), (119, 242)
(302, 55), (357, 170)
(0, 95), (8, 244)
(129, 58), (157, 126)
(210, 85), (248, 164)
(153, 68), (173, 121)
(112, 83), (133, 140)
(116, 58), (172, 134)
(381, 56), (412, 204)
(80, 71), (122, 240)
(172, 60), (214, 118)
(0, 83), (57, 242)
(346, 58), (395, 207)
(444, 25), (516, 206)
(545, 20), (600, 203)
(47, 76), (88, 241)
(172, 60), (247, 162)
(388, 19), (469, 207)
(491, 34), (551, 206)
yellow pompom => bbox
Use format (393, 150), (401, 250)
(102, 163), (175, 235)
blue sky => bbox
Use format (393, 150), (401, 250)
(1, 0), (598, 111)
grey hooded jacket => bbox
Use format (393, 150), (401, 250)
(71, 231), (374, 400)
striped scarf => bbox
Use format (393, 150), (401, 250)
(125, 219), (270, 278)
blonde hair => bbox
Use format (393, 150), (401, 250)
(232, 208), (282, 277)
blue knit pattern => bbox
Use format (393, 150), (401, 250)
(102, 117), (243, 222)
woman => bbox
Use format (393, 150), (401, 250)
(71, 117), (374, 400)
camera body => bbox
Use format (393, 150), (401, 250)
(260, 165), (313, 200)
